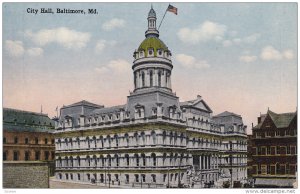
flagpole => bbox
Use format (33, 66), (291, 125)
(158, 7), (168, 30)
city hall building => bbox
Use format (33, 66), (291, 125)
(54, 8), (247, 188)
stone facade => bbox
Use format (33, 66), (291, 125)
(3, 161), (52, 188)
(54, 7), (247, 188)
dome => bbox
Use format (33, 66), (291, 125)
(148, 7), (156, 17)
(138, 37), (168, 56)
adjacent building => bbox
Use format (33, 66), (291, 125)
(3, 108), (55, 161)
(54, 7), (247, 188)
(249, 110), (297, 188)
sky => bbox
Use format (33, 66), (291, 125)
(2, 3), (297, 134)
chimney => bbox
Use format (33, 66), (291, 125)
(197, 95), (202, 100)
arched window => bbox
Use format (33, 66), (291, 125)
(93, 136), (97, 148)
(134, 73), (137, 88)
(158, 71), (161, 87)
(107, 135), (111, 148)
(65, 138), (68, 148)
(86, 137), (90, 148)
(65, 156), (69, 167)
(114, 135), (119, 147)
(92, 155), (97, 167)
(100, 136), (104, 148)
(163, 131), (167, 144)
(169, 132), (173, 145)
(125, 154), (130, 166)
(142, 72), (145, 87)
(107, 155), (112, 167)
(174, 132), (177, 145)
(141, 153), (146, 166)
(115, 154), (119, 167)
(151, 131), (156, 145)
(150, 71), (153, 87)
(141, 132), (145, 146)
(58, 157), (62, 167)
(70, 156), (73, 167)
(134, 133), (139, 146)
(77, 156), (81, 167)
(76, 137), (80, 148)
(99, 155), (104, 167)
(135, 154), (139, 166)
(151, 153), (156, 166)
(124, 134), (129, 147)
(163, 153), (167, 165)
(86, 156), (91, 167)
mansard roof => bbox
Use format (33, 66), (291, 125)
(254, 110), (297, 129)
(3, 108), (54, 132)
(92, 104), (126, 115)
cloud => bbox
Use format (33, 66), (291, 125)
(26, 47), (43, 57)
(283, 49), (294, 60)
(223, 40), (233, 47)
(102, 18), (125, 31)
(95, 59), (131, 74)
(5, 40), (25, 57)
(176, 54), (210, 69)
(261, 46), (294, 61)
(25, 27), (91, 49)
(243, 33), (261, 44)
(95, 39), (117, 53)
(177, 21), (227, 44)
(239, 55), (257, 63)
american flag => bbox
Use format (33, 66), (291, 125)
(167, 4), (178, 15)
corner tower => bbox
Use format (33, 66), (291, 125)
(132, 7), (173, 94)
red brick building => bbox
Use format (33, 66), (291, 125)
(249, 110), (297, 188)
(3, 108), (55, 162)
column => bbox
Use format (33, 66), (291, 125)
(199, 155), (202, 170)
(154, 69), (158, 86)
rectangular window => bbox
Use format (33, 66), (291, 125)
(45, 138), (48, 144)
(35, 137), (39, 144)
(3, 152), (7, 161)
(45, 151), (49, 160)
(25, 138), (29, 144)
(3, 137), (6, 144)
(25, 151), (30, 161)
(135, 174), (139, 182)
(267, 147), (271, 155)
(276, 146), (280, 155)
(125, 174), (129, 184)
(14, 137), (18, 144)
(78, 174), (81, 181)
(287, 146), (291, 154)
(267, 165), (271, 174)
(51, 139), (55, 144)
(13, 151), (18, 161)
(35, 151), (40, 160)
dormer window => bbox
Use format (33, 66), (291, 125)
(158, 49), (162, 56)
(152, 108), (157, 115)
(135, 104), (145, 119)
(140, 51), (144, 57)
(148, 48), (154, 56)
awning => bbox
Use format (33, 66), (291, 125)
(255, 178), (295, 187)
